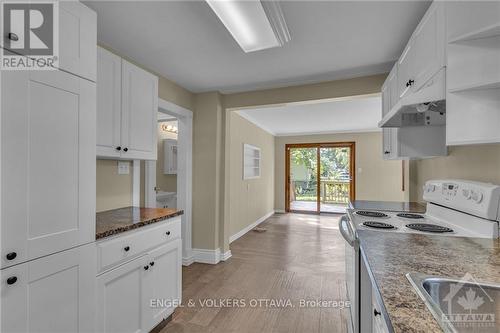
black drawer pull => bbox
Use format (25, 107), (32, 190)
(7, 276), (17, 285)
(116, 146), (122, 151)
(6, 252), (17, 260)
(150, 262), (154, 266)
(374, 309), (381, 316)
(144, 265), (149, 270)
(123, 147), (128, 152)
(124, 246), (130, 252)
(166, 231), (171, 236)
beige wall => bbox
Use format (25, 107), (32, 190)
(274, 132), (408, 211)
(229, 113), (275, 237)
(96, 159), (134, 212)
(192, 92), (224, 250)
(156, 120), (178, 193)
(410, 144), (500, 202)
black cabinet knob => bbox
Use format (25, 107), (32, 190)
(6, 252), (17, 260)
(123, 147), (128, 152)
(7, 33), (19, 41)
(6, 276), (17, 285)
(150, 262), (154, 266)
(384, 151), (390, 154)
(116, 146), (121, 151)
(408, 79), (414, 86)
(144, 265), (149, 270)
(166, 231), (171, 236)
(374, 309), (381, 316)
(124, 246), (130, 252)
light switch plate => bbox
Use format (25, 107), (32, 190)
(118, 161), (130, 175)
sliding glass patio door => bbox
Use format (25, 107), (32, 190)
(286, 143), (355, 214)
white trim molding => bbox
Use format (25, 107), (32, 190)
(229, 211), (275, 243)
(191, 248), (232, 265)
(192, 248), (221, 265)
(220, 250), (232, 261)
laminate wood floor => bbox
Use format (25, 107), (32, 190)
(161, 213), (350, 333)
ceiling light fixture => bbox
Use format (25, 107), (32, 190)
(205, 0), (290, 53)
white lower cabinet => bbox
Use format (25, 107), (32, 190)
(147, 239), (182, 327)
(1, 243), (97, 333)
(372, 288), (390, 333)
(96, 221), (182, 333)
(96, 254), (152, 333)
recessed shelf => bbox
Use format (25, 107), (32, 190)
(448, 81), (500, 93)
(448, 23), (500, 43)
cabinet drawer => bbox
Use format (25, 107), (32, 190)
(97, 217), (181, 273)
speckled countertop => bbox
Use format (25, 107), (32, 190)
(358, 231), (500, 333)
(96, 206), (183, 240)
(349, 200), (426, 213)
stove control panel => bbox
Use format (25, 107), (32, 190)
(423, 179), (500, 220)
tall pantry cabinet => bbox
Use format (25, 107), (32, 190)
(0, 2), (98, 332)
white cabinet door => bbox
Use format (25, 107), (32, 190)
(1, 243), (96, 333)
(146, 239), (182, 328)
(97, 47), (122, 158)
(388, 65), (399, 109)
(381, 83), (390, 117)
(412, 2), (445, 92)
(58, 1), (97, 81)
(397, 40), (415, 100)
(97, 255), (153, 333)
(121, 60), (158, 160)
(1, 69), (95, 268)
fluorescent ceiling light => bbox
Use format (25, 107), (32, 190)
(206, 0), (290, 53)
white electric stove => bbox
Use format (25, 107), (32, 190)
(347, 179), (500, 239)
(341, 180), (500, 333)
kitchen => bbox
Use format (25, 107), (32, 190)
(1, 1), (499, 333)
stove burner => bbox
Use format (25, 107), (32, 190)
(355, 210), (388, 218)
(406, 223), (453, 233)
(397, 213), (424, 219)
(363, 221), (395, 229)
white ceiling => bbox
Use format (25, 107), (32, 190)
(237, 95), (382, 136)
(84, 1), (430, 93)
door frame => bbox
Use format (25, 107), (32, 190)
(285, 142), (356, 213)
(142, 98), (193, 266)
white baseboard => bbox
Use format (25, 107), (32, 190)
(229, 210), (275, 244)
(191, 248), (221, 264)
(220, 250), (232, 261)
(274, 209), (286, 214)
(191, 248), (232, 264)
(182, 255), (195, 266)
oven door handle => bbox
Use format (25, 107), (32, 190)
(339, 215), (356, 247)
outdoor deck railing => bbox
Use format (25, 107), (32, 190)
(292, 180), (350, 204)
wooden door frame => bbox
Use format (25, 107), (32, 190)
(285, 142), (356, 213)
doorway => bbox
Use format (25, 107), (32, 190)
(285, 142), (355, 214)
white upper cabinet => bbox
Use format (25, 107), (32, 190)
(58, 1), (97, 81)
(412, 2), (445, 92)
(1, 243), (96, 333)
(97, 47), (122, 158)
(0, 69), (96, 269)
(1, 2), (96, 81)
(97, 46), (158, 160)
(121, 60), (158, 160)
(396, 1), (445, 100)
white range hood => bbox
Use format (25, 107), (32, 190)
(379, 68), (446, 128)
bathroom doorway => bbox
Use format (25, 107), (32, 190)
(142, 98), (193, 265)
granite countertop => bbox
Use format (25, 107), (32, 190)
(358, 231), (500, 333)
(96, 206), (183, 240)
(349, 200), (426, 213)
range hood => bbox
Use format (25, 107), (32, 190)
(379, 68), (446, 128)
